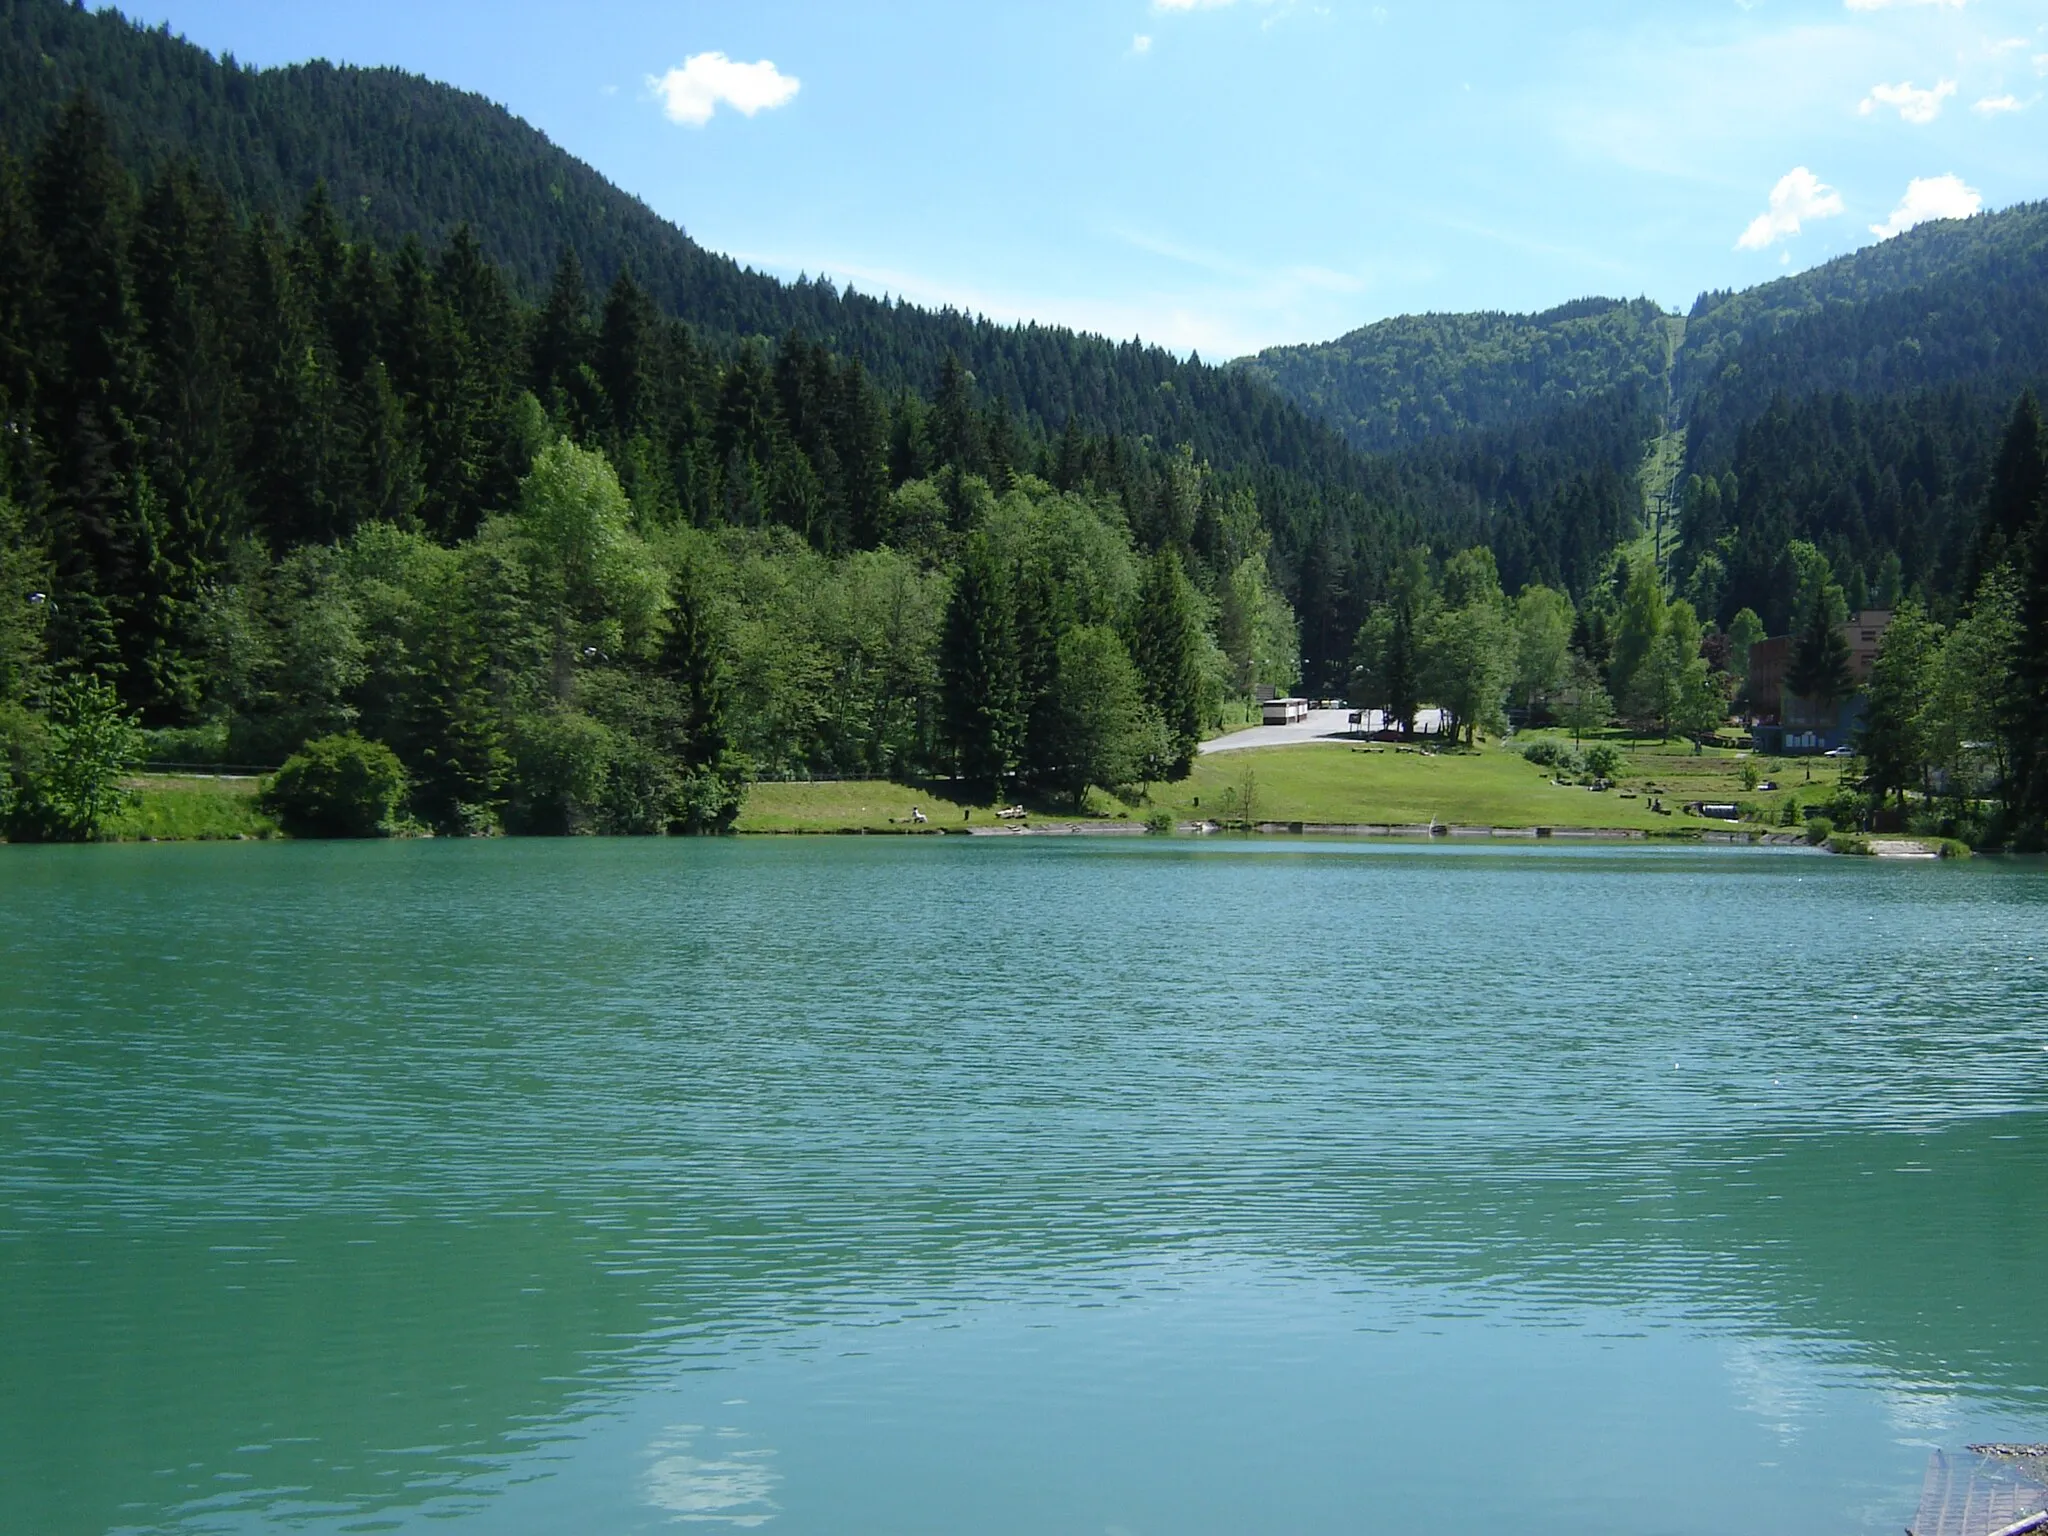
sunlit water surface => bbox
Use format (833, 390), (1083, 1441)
(3, 838), (2046, 1535)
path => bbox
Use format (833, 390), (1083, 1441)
(1201, 707), (1447, 755)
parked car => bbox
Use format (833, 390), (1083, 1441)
(1822, 745), (1857, 758)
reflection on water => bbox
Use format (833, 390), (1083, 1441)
(2, 839), (2045, 1534)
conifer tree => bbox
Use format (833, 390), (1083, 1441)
(2009, 484), (2048, 833)
(530, 249), (594, 423)
(597, 270), (657, 443)
(1972, 392), (2045, 594)
(1786, 590), (1853, 716)
(928, 353), (985, 476)
(1859, 602), (1939, 815)
(939, 535), (1019, 794)
(1129, 548), (1204, 777)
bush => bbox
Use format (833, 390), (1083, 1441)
(1583, 743), (1625, 781)
(138, 723), (231, 767)
(1826, 832), (1873, 856)
(1145, 809), (1176, 835)
(1521, 739), (1587, 773)
(260, 734), (407, 838)
(27, 677), (143, 841)
(1804, 816), (1834, 846)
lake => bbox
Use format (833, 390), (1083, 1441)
(3, 838), (2045, 1534)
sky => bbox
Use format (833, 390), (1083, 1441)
(108, 0), (2048, 359)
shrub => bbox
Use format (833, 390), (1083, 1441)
(1739, 761), (1760, 791)
(34, 677), (143, 841)
(1936, 838), (1973, 860)
(1583, 743), (1624, 781)
(260, 734), (407, 838)
(1145, 809), (1176, 836)
(1804, 816), (1834, 846)
(1826, 832), (1873, 856)
(138, 723), (231, 767)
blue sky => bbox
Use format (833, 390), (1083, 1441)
(112, 0), (2048, 358)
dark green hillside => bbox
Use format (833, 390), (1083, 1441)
(1679, 201), (2048, 402)
(1680, 202), (2048, 468)
(0, 0), (1371, 492)
(1235, 297), (1674, 451)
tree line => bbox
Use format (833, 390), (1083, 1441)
(0, 99), (1298, 837)
(1857, 391), (2048, 845)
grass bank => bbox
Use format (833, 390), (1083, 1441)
(734, 781), (980, 834)
(110, 775), (278, 841)
(730, 736), (1853, 838)
(1164, 734), (1860, 835)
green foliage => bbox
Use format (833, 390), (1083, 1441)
(1583, 743), (1624, 781)
(1786, 588), (1855, 710)
(31, 675), (143, 840)
(0, 498), (50, 705)
(1519, 738), (1584, 774)
(1609, 556), (1667, 714)
(939, 535), (1020, 794)
(1512, 585), (1575, 711)
(1049, 625), (1161, 804)
(258, 732), (407, 837)
(2, 1), (2045, 840)
(1241, 298), (1672, 451)
(513, 437), (666, 654)
(1556, 655), (1612, 743)
(1805, 816), (1835, 846)
(1422, 594), (1513, 746)
(1128, 550), (1206, 777)
(1859, 602), (1941, 812)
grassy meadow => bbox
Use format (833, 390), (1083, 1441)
(725, 733), (1861, 837)
(85, 734), (1863, 841)
(111, 776), (278, 841)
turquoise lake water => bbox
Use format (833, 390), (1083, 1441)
(3, 838), (2045, 1534)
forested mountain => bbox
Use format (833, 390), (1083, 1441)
(1667, 203), (2048, 629)
(0, 0), (1374, 490)
(2, 0), (2045, 845)
(1236, 298), (1675, 452)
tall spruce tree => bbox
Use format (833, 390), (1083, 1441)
(2010, 481), (2048, 834)
(1786, 590), (1854, 716)
(1858, 602), (1939, 814)
(939, 535), (1019, 794)
(1128, 548), (1204, 777)
(1972, 392), (2046, 594)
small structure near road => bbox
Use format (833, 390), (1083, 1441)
(1261, 697), (1310, 726)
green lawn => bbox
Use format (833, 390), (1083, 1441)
(731, 737), (1865, 838)
(1153, 734), (1858, 833)
(112, 776), (278, 841)
(735, 780), (983, 834)
(1162, 743), (1678, 830)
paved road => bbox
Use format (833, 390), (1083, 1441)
(1201, 707), (1448, 754)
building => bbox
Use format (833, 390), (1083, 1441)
(1747, 609), (1892, 754)
(1261, 697), (1310, 726)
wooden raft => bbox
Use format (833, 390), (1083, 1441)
(1912, 1451), (2048, 1536)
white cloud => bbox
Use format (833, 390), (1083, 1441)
(2036, 53), (2048, 74)
(649, 53), (800, 127)
(1737, 167), (1846, 251)
(1858, 78), (1957, 122)
(1974, 93), (2024, 112)
(1132, 33), (1154, 53)
(1869, 173), (1982, 238)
